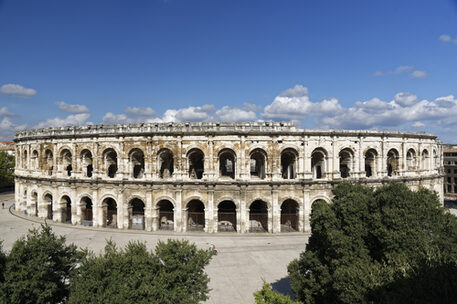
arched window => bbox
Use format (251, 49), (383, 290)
(103, 197), (117, 228)
(281, 149), (297, 179)
(364, 149), (378, 177)
(103, 148), (118, 178)
(129, 149), (144, 179)
(60, 149), (72, 176)
(80, 150), (93, 177)
(44, 193), (53, 220)
(250, 149), (267, 179)
(158, 149), (174, 179)
(32, 150), (39, 170)
(387, 148), (399, 177)
(406, 148), (417, 171)
(61, 195), (71, 223)
(311, 148), (327, 179)
(23, 150), (28, 169)
(44, 149), (53, 175)
(219, 149), (236, 179)
(187, 149), (204, 179)
(421, 149), (429, 170)
(339, 148), (353, 178)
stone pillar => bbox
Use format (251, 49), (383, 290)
(240, 185), (247, 233)
(93, 189), (102, 228)
(175, 189), (183, 232)
(303, 189), (311, 232)
(146, 190), (153, 232)
(272, 186), (280, 233)
(298, 199), (304, 232)
(205, 188), (214, 233)
(236, 207), (241, 233)
(333, 154), (341, 179)
(240, 136), (247, 180)
(267, 206), (273, 233)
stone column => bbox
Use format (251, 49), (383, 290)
(205, 188), (214, 233)
(175, 188), (183, 232)
(240, 136), (247, 180)
(303, 189), (311, 232)
(272, 186), (280, 233)
(146, 190), (153, 232)
(240, 185), (247, 233)
(298, 199), (304, 232)
(236, 207), (241, 233)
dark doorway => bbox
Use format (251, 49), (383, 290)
(158, 200), (174, 230)
(218, 200), (236, 232)
(281, 200), (298, 232)
(249, 200), (268, 232)
(187, 199), (205, 231)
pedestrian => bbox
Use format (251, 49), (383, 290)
(2, 202), (4, 209)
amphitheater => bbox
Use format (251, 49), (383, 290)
(13, 122), (444, 234)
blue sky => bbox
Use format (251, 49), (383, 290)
(1, 0), (457, 142)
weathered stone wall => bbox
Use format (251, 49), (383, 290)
(14, 122), (444, 233)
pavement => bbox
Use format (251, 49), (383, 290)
(0, 192), (308, 304)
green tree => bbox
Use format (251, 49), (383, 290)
(2, 224), (84, 304)
(288, 182), (457, 304)
(0, 151), (14, 188)
(69, 239), (213, 304)
(254, 281), (301, 304)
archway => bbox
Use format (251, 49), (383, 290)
(103, 197), (117, 228)
(249, 200), (268, 232)
(60, 149), (72, 176)
(387, 149), (399, 176)
(339, 148), (353, 178)
(250, 149), (267, 179)
(129, 149), (145, 179)
(421, 149), (429, 170)
(158, 149), (174, 178)
(44, 149), (53, 175)
(365, 149), (378, 177)
(188, 149), (204, 179)
(219, 149), (236, 179)
(158, 200), (174, 230)
(61, 195), (71, 223)
(281, 149), (297, 179)
(281, 199), (299, 232)
(218, 200), (236, 232)
(81, 197), (93, 224)
(81, 150), (93, 177)
(406, 148), (417, 171)
(44, 193), (53, 220)
(187, 199), (205, 231)
(130, 198), (145, 230)
(103, 149), (118, 178)
(311, 148), (326, 179)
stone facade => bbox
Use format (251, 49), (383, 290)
(444, 146), (457, 199)
(14, 122), (444, 233)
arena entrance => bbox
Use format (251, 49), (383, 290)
(218, 200), (236, 232)
(249, 200), (268, 232)
(158, 200), (174, 230)
(103, 198), (117, 228)
(44, 193), (53, 220)
(130, 198), (145, 230)
(81, 197), (93, 226)
(281, 199), (299, 232)
(31, 192), (38, 216)
(61, 195), (72, 223)
(187, 199), (205, 231)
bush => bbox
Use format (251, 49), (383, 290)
(254, 281), (301, 304)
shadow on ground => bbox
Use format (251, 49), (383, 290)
(271, 277), (295, 299)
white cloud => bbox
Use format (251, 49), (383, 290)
(34, 113), (91, 129)
(0, 107), (15, 117)
(215, 106), (257, 122)
(55, 101), (90, 113)
(410, 70), (427, 78)
(439, 34), (457, 44)
(0, 84), (36, 97)
(262, 85), (342, 120)
(124, 107), (157, 117)
(0, 117), (27, 141)
(373, 66), (413, 77)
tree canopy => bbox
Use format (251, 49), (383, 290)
(288, 182), (457, 304)
(0, 151), (14, 188)
(69, 239), (213, 304)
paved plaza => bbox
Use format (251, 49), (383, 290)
(0, 191), (308, 304)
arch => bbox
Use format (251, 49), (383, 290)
(44, 193), (53, 220)
(250, 148), (267, 179)
(44, 149), (53, 175)
(80, 196), (93, 223)
(60, 149), (73, 176)
(338, 148), (354, 178)
(22, 149), (28, 169)
(61, 195), (72, 223)
(421, 149), (429, 170)
(387, 148), (400, 177)
(32, 150), (39, 170)
(249, 200), (268, 232)
(158, 199), (174, 230)
(129, 198), (145, 230)
(186, 199), (205, 231)
(158, 148), (174, 179)
(310, 195), (331, 204)
(80, 149), (93, 177)
(364, 148), (378, 177)
(218, 200), (236, 232)
(406, 148), (417, 171)
(102, 197), (117, 228)
(128, 148), (145, 179)
(281, 199), (299, 232)
(219, 148), (236, 179)
(311, 148), (327, 179)
(103, 148), (118, 178)
(281, 148), (298, 179)
(187, 148), (204, 179)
